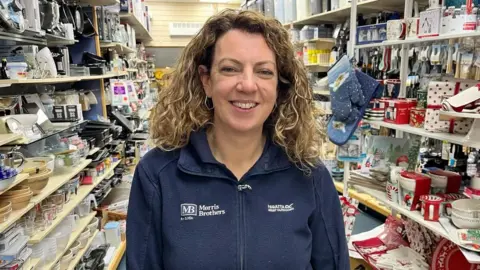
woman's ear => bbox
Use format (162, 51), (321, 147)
(198, 65), (212, 97)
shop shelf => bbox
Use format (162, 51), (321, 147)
(43, 212), (96, 270)
(0, 159), (92, 233)
(67, 230), (99, 270)
(0, 173), (29, 196)
(365, 120), (480, 149)
(119, 13), (153, 42)
(100, 42), (136, 54)
(108, 241), (126, 270)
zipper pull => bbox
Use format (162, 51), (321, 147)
(238, 184), (252, 191)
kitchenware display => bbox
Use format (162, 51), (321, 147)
(61, 249), (73, 268)
(78, 228), (90, 248)
(0, 175), (17, 191)
(75, 199), (90, 217)
(69, 240), (81, 257)
(1, 146), (25, 171)
(420, 195), (444, 221)
(428, 169), (462, 195)
(0, 189), (32, 210)
(24, 168), (52, 195)
(451, 199), (480, 219)
(399, 171), (431, 211)
(21, 157), (54, 175)
(451, 211), (480, 229)
(0, 201), (11, 223)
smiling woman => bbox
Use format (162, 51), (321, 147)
(127, 9), (349, 270)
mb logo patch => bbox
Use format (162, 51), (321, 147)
(181, 203), (198, 216)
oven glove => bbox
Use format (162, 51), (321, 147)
(441, 85), (480, 113)
(328, 70), (381, 146)
(330, 69), (364, 123)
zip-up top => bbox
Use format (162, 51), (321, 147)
(126, 130), (349, 270)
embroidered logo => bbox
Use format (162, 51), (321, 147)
(268, 203), (295, 213)
(181, 203), (226, 221)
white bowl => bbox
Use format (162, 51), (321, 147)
(451, 211), (480, 229)
(399, 175), (416, 191)
(451, 199), (480, 218)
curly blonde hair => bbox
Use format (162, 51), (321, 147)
(151, 9), (325, 172)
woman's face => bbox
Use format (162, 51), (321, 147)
(200, 29), (278, 134)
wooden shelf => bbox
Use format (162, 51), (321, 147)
(79, 0), (119, 6)
(0, 159), (92, 233)
(100, 42), (136, 54)
(366, 120), (480, 149)
(0, 72), (128, 86)
(31, 159), (92, 204)
(67, 230), (99, 270)
(285, 0), (405, 25)
(356, 31), (480, 49)
(313, 90), (330, 96)
(439, 110), (480, 119)
(0, 133), (21, 146)
(29, 160), (120, 244)
(119, 13), (153, 42)
(0, 173), (29, 196)
(43, 212), (96, 270)
(88, 147), (100, 156)
(355, 185), (449, 239)
(126, 68), (138, 72)
(295, 38), (336, 45)
(108, 241), (126, 270)
(305, 64), (330, 72)
(334, 181), (391, 217)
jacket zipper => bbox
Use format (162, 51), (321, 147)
(237, 184), (251, 270)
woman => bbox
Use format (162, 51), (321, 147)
(127, 9), (349, 270)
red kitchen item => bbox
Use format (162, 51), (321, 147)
(384, 99), (416, 124)
(431, 238), (477, 270)
(399, 171), (432, 211)
(420, 195), (444, 221)
(409, 108), (426, 128)
(428, 170), (462, 195)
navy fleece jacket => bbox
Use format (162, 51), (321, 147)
(126, 130), (349, 269)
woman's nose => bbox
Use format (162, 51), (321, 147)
(236, 71), (258, 92)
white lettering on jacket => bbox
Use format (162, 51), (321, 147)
(180, 203), (226, 221)
(268, 203), (295, 212)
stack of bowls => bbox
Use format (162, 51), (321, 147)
(0, 201), (12, 223)
(70, 240), (81, 257)
(0, 185), (33, 210)
(87, 217), (98, 234)
(451, 199), (480, 229)
(60, 249), (73, 269)
(78, 228), (90, 248)
(24, 168), (52, 195)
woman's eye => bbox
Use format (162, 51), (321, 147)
(220, 67), (237, 73)
(258, 70), (274, 76)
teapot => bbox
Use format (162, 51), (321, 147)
(1, 146), (25, 172)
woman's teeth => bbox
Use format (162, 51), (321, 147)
(232, 102), (257, 109)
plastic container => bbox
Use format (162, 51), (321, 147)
(6, 62), (28, 79)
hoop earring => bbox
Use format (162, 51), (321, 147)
(204, 96), (214, 110)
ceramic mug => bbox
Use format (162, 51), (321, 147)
(420, 195), (444, 221)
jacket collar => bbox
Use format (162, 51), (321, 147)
(178, 129), (292, 178)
